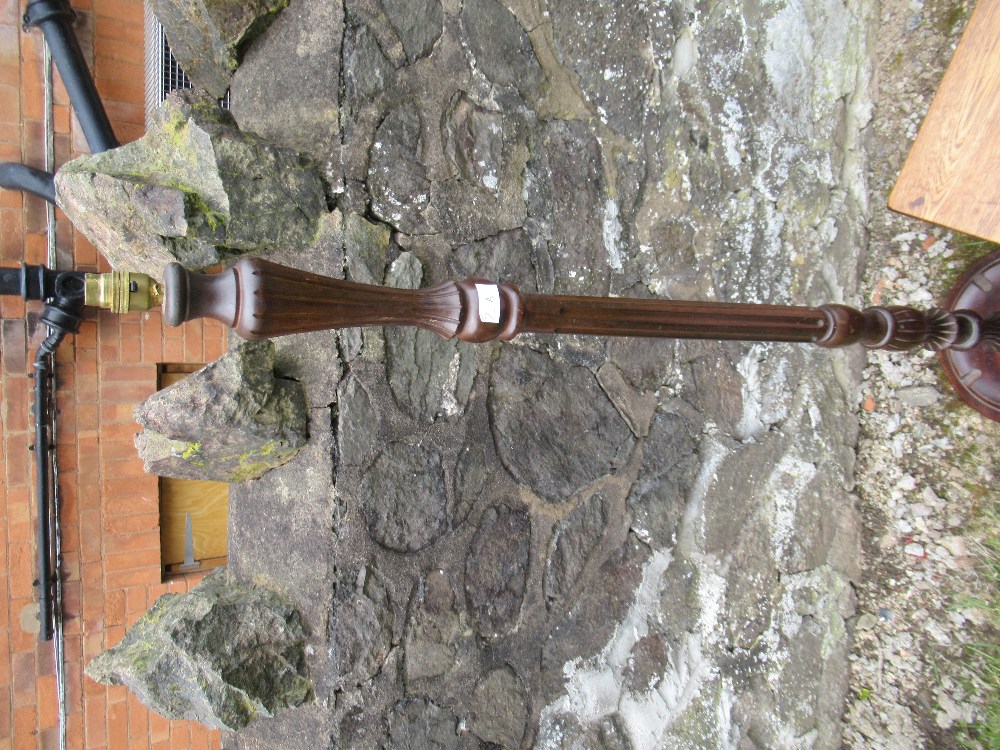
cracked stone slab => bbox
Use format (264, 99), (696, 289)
(146, 0), (287, 98)
(460, 0), (545, 104)
(596, 363), (658, 438)
(547, 1), (653, 142)
(465, 505), (531, 639)
(328, 566), (394, 691)
(489, 346), (634, 503)
(368, 103), (435, 234)
(403, 570), (466, 685)
(387, 698), (469, 749)
(545, 492), (610, 610)
(360, 439), (451, 552)
(468, 667), (529, 747)
(524, 119), (613, 296)
(231, 0), (343, 177)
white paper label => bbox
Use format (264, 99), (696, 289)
(475, 284), (501, 324)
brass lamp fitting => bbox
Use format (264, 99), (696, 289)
(84, 271), (163, 313)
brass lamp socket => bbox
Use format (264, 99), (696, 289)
(84, 271), (163, 313)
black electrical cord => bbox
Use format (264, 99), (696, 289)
(17, 270), (85, 641)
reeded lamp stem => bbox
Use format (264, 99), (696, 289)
(161, 257), (998, 356)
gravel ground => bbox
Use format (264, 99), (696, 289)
(845, 0), (1000, 746)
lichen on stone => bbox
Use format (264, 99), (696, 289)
(55, 90), (328, 279)
(86, 571), (312, 731)
(134, 339), (309, 482)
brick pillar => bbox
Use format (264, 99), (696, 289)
(0, 1), (228, 747)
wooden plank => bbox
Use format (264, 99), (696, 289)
(889, 0), (1000, 243)
(158, 368), (229, 569)
(160, 478), (229, 566)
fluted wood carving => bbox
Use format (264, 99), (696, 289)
(162, 257), (998, 354)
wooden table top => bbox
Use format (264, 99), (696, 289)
(889, 0), (1000, 243)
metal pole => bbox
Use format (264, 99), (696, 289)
(31, 347), (54, 642)
(42, 33), (68, 750)
(23, 0), (119, 153)
(0, 163), (56, 203)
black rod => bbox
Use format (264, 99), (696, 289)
(23, 0), (119, 154)
(27, 275), (85, 642)
(0, 163), (56, 204)
(32, 348), (54, 641)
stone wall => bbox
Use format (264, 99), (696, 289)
(198, 0), (872, 746)
(0, 2), (228, 747)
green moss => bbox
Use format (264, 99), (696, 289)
(174, 440), (301, 482)
(663, 678), (730, 748)
(937, 2), (968, 36)
(935, 234), (1000, 297)
(123, 638), (163, 674)
(258, 441), (280, 457)
(183, 191), (227, 231)
(180, 442), (202, 460)
(227, 441), (299, 482)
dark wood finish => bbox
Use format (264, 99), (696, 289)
(162, 256), (996, 355)
(940, 250), (1000, 421)
(164, 257), (466, 340)
(519, 294), (828, 342)
(518, 295), (976, 351)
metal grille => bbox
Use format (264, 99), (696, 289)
(143, 5), (229, 124)
(159, 32), (192, 99)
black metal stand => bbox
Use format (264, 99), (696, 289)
(22, 0), (119, 154)
(2, 266), (85, 640)
(0, 0), (119, 205)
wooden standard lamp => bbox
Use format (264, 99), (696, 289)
(147, 253), (1000, 422)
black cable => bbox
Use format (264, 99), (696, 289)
(0, 163), (56, 204)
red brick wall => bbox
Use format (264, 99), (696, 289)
(1, 2), (227, 747)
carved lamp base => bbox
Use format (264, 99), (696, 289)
(39, 249), (998, 424)
(940, 249), (1000, 421)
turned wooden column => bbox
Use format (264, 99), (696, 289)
(162, 256), (995, 353)
(160, 253), (1000, 421)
